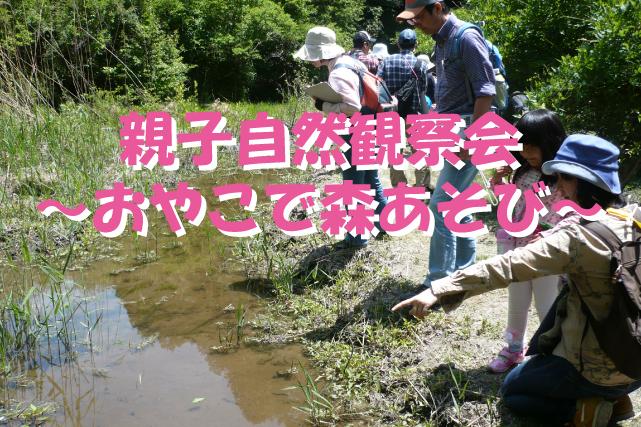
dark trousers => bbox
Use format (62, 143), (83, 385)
(341, 138), (387, 244)
(501, 355), (641, 424)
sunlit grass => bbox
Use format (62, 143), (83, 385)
(0, 95), (312, 417)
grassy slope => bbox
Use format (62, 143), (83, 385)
(3, 98), (640, 425)
(243, 168), (641, 426)
(0, 97), (307, 263)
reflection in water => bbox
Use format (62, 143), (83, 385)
(2, 173), (308, 426)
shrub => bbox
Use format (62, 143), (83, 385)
(531, 0), (641, 183)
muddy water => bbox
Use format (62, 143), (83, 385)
(1, 172), (309, 426)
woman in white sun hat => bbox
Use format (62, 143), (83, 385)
(372, 43), (390, 60)
(293, 26), (359, 115)
(294, 27), (388, 249)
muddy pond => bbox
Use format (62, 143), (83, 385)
(1, 172), (309, 426)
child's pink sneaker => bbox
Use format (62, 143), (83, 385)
(487, 347), (525, 373)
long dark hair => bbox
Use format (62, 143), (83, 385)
(512, 109), (566, 185)
(575, 179), (625, 210)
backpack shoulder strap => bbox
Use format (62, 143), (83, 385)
(412, 59), (427, 95)
(336, 62), (378, 78)
(410, 58), (423, 81)
(333, 62), (358, 73)
(412, 59), (429, 113)
(582, 221), (623, 252)
(412, 58), (423, 75)
(451, 23), (486, 108)
(333, 62), (364, 99)
(453, 23), (484, 59)
(487, 40), (507, 78)
(575, 220), (623, 373)
(412, 58), (421, 70)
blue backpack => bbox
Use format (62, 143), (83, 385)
(450, 23), (509, 114)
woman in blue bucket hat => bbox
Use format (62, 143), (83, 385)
(393, 134), (641, 426)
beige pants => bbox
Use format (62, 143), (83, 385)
(390, 166), (432, 189)
(389, 147), (433, 190)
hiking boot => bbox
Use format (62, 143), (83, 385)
(611, 394), (634, 423)
(569, 397), (613, 427)
(487, 346), (525, 373)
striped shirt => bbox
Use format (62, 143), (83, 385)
(432, 14), (495, 115)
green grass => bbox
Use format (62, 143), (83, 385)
(0, 95), (312, 420)
(291, 364), (340, 424)
(0, 256), (86, 382)
(0, 400), (57, 425)
(233, 207), (524, 425)
(0, 94), (311, 264)
(3, 94), (589, 426)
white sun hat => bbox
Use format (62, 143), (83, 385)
(372, 43), (390, 59)
(293, 26), (345, 61)
(416, 54), (435, 70)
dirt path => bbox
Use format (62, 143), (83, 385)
(376, 229), (641, 426)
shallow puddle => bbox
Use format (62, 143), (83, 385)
(1, 172), (308, 426)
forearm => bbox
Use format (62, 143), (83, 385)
(392, 228), (576, 317)
(472, 96), (494, 123)
(431, 229), (575, 310)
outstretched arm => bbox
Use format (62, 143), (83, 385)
(393, 226), (579, 314)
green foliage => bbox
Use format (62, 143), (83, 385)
(153, 0), (252, 100)
(292, 364), (339, 424)
(235, 0), (306, 100)
(312, 0), (365, 39)
(0, 0), (190, 104)
(465, 0), (597, 91)
(112, 9), (191, 101)
(1, 0), (378, 104)
(461, 0), (641, 182)
(3, 0), (640, 177)
(531, 0), (641, 178)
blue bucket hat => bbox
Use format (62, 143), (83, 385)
(541, 134), (621, 194)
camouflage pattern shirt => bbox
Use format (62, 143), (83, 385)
(431, 204), (641, 386)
